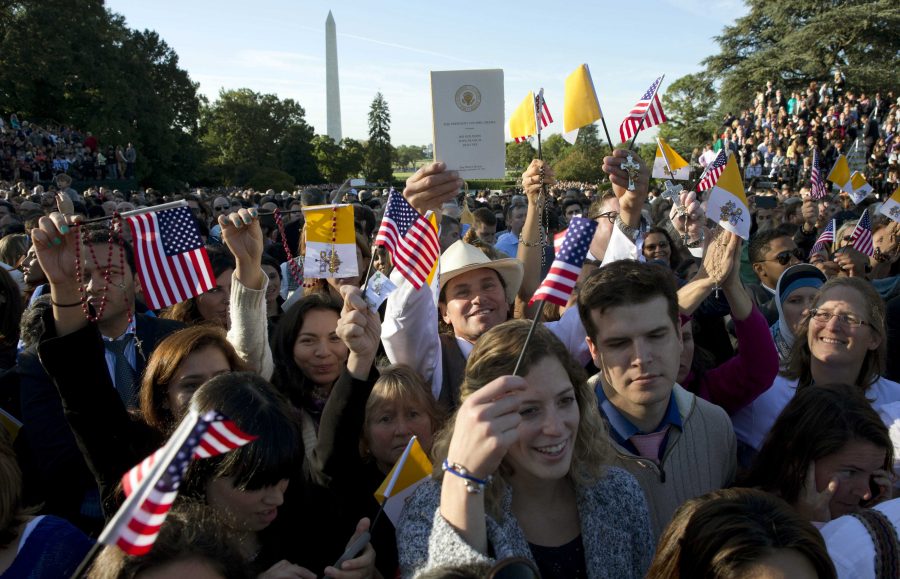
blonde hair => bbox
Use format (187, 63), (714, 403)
(430, 319), (612, 519)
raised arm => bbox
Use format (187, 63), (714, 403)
(516, 160), (555, 314)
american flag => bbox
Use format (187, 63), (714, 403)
(106, 410), (256, 556)
(696, 150), (728, 192)
(809, 219), (835, 258)
(849, 209), (873, 256)
(810, 148), (828, 200)
(553, 229), (566, 254)
(618, 76), (667, 144)
(375, 191), (440, 289)
(513, 92), (553, 143)
(126, 205), (215, 310)
(530, 217), (597, 307)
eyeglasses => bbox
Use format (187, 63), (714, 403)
(590, 210), (619, 224)
(762, 248), (805, 266)
(808, 308), (868, 328)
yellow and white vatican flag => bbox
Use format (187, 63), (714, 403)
(846, 171), (873, 205)
(302, 204), (358, 279)
(509, 92), (537, 143)
(563, 64), (602, 144)
(374, 436), (433, 526)
(827, 154), (851, 190)
(652, 137), (690, 180)
(705, 154), (751, 239)
(879, 186), (900, 223)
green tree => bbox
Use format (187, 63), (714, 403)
(393, 144), (426, 169)
(340, 138), (365, 181)
(574, 123), (605, 155)
(553, 149), (604, 183)
(704, 0), (900, 114)
(506, 141), (536, 173)
(365, 92), (393, 182)
(312, 135), (343, 182)
(659, 73), (720, 153)
(541, 134), (573, 166)
(201, 88), (313, 184)
(279, 124), (319, 184)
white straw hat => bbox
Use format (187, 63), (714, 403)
(439, 240), (523, 304)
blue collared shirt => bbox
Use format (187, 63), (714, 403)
(595, 381), (682, 459)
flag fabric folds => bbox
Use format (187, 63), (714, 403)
(809, 219), (835, 258)
(652, 137), (690, 180)
(530, 217), (597, 306)
(563, 64), (603, 144)
(536, 90), (553, 129)
(696, 150), (728, 192)
(879, 186), (900, 223)
(618, 76), (666, 144)
(105, 410), (256, 556)
(509, 91), (537, 143)
(375, 192), (441, 289)
(374, 436), (432, 526)
(303, 204), (358, 280)
(849, 209), (873, 256)
(705, 154), (751, 239)
(126, 205), (215, 311)
(810, 149), (828, 200)
(846, 171), (873, 205)
(827, 154), (851, 190)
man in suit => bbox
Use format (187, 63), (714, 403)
(18, 223), (182, 532)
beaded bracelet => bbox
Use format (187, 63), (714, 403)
(517, 233), (541, 247)
(442, 459), (492, 494)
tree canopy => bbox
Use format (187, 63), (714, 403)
(365, 92), (393, 182)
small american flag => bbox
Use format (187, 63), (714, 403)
(126, 205), (215, 310)
(619, 76), (667, 144)
(809, 219), (835, 258)
(696, 150), (728, 192)
(530, 217), (597, 307)
(107, 410), (256, 556)
(537, 90), (553, 131)
(810, 148), (828, 200)
(849, 209), (873, 256)
(375, 191), (440, 289)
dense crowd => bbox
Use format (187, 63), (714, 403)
(0, 79), (899, 579)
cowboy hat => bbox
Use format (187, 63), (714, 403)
(439, 240), (523, 304)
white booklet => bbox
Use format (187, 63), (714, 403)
(430, 69), (505, 179)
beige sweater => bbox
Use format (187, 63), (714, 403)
(590, 378), (737, 540)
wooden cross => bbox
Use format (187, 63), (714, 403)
(621, 154), (641, 191)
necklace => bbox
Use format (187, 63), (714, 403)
(72, 214), (133, 324)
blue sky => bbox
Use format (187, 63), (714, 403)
(105, 0), (748, 146)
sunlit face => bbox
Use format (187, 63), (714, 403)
(292, 308), (348, 389)
(366, 399), (434, 474)
(21, 245), (46, 286)
(440, 268), (508, 343)
(196, 269), (233, 329)
(205, 477), (289, 533)
(261, 264), (280, 306)
(505, 356), (579, 483)
(643, 232), (671, 264)
(782, 286), (818, 336)
(807, 286), (881, 367)
(166, 346), (232, 420)
(586, 296), (681, 419)
(589, 196), (619, 260)
(814, 438), (885, 518)
(752, 237), (801, 288)
(83, 243), (136, 323)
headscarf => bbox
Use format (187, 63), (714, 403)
(770, 264), (827, 361)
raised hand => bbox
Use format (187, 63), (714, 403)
(336, 285), (381, 378)
(31, 211), (79, 288)
(670, 189), (705, 242)
(220, 207), (264, 289)
(403, 162), (463, 215)
(521, 159), (555, 201)
(323, 517), (377, 579)
(796, 461), (839, 523)
(602, 149), (650, 201)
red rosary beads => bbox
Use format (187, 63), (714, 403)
(72, 213), (133, 324)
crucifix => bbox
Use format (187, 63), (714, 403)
(661, 180), (691, 245)
(621, 154), (641, 191)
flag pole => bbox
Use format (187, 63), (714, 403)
(513, 305), (544, 376)
(600, 117), (617, 155)
(627, 75), (665, 151)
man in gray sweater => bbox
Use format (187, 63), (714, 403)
(577, 260), (736, 539)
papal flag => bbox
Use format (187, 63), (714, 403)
(563, 64), (602, 144)
(846, 171), (873, 205)
(879, 186), (900, 223)
(374, 436), (433, 526)
(509, 91), (537, 143)
(705, 154), (751, 239)
(302, 204), (358, 279)
(827, 154), (851, 190)
(652, 137), (690, 180)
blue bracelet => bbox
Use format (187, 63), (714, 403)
(442, 459), (492, 494)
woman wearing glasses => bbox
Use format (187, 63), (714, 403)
(732, 277), (898, 461)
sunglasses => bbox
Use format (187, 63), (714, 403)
(762, 247), (805, 266)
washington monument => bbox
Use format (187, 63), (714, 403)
(325, 10), (342, 142)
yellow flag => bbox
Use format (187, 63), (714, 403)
(425, 211), (439, 289)
(827, 154), (851, 188)
(652, 137), (690, 180)
(374, 437), (433, 526)
(509, 92), (537, 142)
(302, 204), (358, 279)
(879, 186), (900, 223)
(563, 64), (602, 144)
(706, 155), (751, 239)
(846, 171), (873, 205)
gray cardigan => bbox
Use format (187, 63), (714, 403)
(396, 467), (653, 579)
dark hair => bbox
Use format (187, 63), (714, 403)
(353, 204), (376, 239)
(741, 383), (892, 506)
(577, 260), (679, 342)
(88, 501), (251, 579)
(18, 295), (51, 350)
(646, 488), (836, 579)
(505, 202), (526, 221)
(270, 292), (342, 404)
(82, 225), (135, 274)
(643, 226), (682, 270)
(748, 228), (791, 264)
(472, 207), (496, 227)
(139, 326), (248, 433)
(182, 372), (300, 494)
(0, 267), (23, 349)
(562, 198), (584, 214)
